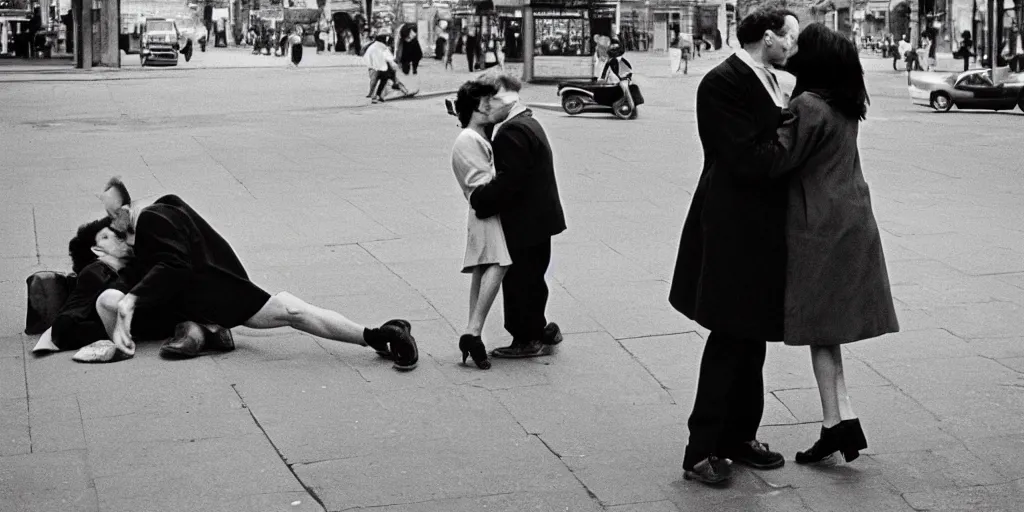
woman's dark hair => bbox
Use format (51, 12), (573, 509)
(736, 7), (798, 46)
(68, 217), (113, 274)
(787, 23), (869, 121)
(454, 81), (497, 128)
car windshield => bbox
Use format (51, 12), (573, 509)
(147, 21), (174, 32)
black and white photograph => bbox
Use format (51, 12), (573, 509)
(2, 0), (1024, 510)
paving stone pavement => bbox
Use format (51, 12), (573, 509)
(1, 52), (1023, 512)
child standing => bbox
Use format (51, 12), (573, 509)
(448, 81), (510, 370)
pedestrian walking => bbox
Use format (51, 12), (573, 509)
(774, 22), (899, 465)
(955, 30), (974, 71)
(668, 7), (799, 486)
(469, 72), (566, 358)
(289, 26), (304, 67)
(447, 80), (512, 370)
(364, 34), (387, 98)
(466, 28), (479, 71)
(399, 27), (422, 74)
(897, 34), (912, 71)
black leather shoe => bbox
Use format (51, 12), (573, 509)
(490, 339), (553, 359)
(159, 321), (208, 359)
(796, 425), (842, 464)
(724, 440), (785, 469)
(543, 322), (563, 345)
(683, 455), (732, 485)
(379, 319), (418, 371)
(200, 324), (235, 353)
(838, 418), (868, 462)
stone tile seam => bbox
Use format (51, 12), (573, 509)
(334, 491), (517, 512)
(229, 383), (328, 511)
(845, 353), (947, 426)
(614, 339), (677, 406)
(189, 135), (257, 201)
(531, 432), (603, 506)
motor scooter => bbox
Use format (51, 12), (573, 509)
(556, 78), (644, 119)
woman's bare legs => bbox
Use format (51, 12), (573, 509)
(811, 345), (857, 428)
(466, 264), (507, 336)
(243, 292), (366, 345)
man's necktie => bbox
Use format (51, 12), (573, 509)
(765, 69), (784, 106)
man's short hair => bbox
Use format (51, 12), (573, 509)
(477, 70), (522, 93)
(68, 217), (112, 274)
(104, 176), (131, 207)
(736, 7), (798, 46)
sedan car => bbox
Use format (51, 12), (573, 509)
(908, 69), (1024, 112)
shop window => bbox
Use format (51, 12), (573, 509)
(535, 16), (591, 56)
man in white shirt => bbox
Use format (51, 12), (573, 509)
(364, 34), (387, 98)
(669, 6), (799, 486)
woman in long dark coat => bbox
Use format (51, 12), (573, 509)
(774, 23), (899, 466)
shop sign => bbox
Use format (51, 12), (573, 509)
(534, 8), (584, 18)
(492, 0), (524, 6)
(256, 7), (285, 19)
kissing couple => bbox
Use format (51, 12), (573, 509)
(446, 72), (567, 369)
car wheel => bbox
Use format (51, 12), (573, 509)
(1018, 94), (1024, 112)
(612, 98), (633, 119)
(930, 92), (953, 112)
(561, 94), (585, 115)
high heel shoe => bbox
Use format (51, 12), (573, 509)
(459, 334), (491, 370)
(795, 424), (842, 464)
(838, 418), (868, 462)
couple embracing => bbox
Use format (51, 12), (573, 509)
(448, 73), (566, 370)
(671, 9), (900, 484)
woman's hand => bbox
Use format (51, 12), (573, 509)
(113, 294), (138, 354)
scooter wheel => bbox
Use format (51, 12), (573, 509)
(612, 98), (633, 119)
(562, 94), (585, 115)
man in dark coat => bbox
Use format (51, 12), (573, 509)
(94, 179), (419, 371)
(470, 72), (566, 358)
(668, 8), (799, 485)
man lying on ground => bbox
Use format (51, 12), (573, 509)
(94, 178), (419, 370)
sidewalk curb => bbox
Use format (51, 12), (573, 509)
(0, 62), (366, 82)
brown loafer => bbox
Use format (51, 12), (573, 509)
(159, 321), (207, 359)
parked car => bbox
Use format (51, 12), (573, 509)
(140, 17), (184, 66)
(908, 68), (1024, 112)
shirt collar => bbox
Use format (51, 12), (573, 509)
(491, 103), (528, 140)
(735, 48), (767, 72)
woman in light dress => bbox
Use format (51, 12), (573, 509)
(449, 80), (511, 370)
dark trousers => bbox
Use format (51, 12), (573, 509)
(683, 331), (767, 469)
(467, 50), (476, 71)
(503, 238), (551, 342)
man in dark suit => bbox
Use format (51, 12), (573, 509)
(470, 72), (566, 358)
(94, 179), (419, 371)
(668, 8), (799, 485)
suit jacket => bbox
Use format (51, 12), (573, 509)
(668, 54), (790, 341)
(116, 194), (251, 310)
(470, 109), (566, 254)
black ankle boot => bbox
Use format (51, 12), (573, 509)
(838, 418), (868, 462)
(795, 424), (842, 464)
(459, 334), (491, 370)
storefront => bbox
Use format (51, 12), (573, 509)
(1, 8), (32, 57)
